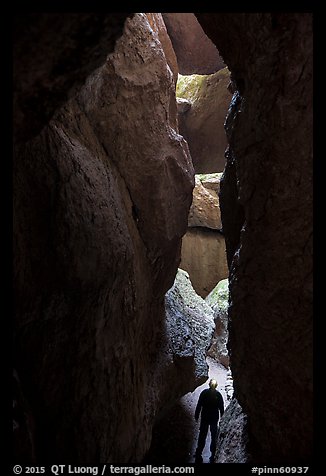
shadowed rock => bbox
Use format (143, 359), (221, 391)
(197, 12), (313, 463)
(14, 13), (194, 463)
(216, 397), (249, 463)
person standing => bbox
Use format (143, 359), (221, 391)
(194, 378), (224, 463)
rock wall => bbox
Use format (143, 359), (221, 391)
(196, 13), (313, 463)
(216, 397), (249, 463)
(14, 13), (194, 463)
(13, 13), (132, 143)
(146, 13), (179, 84)
(176, 68), (232, 173)
(162, 13), (225, 75)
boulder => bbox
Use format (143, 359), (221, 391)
(176, 68), (232, 173)
(180, 229), (229, 298)
(188, 175), (222, 229)
(165, 269), (215, 394)
(206, 279), (229, 368)
(197, 172), (223, 195)
(162, 13), (225, 75)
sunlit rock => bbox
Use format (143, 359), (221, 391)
(165, 269), (215, 387)
(206, 278), (229, 368)
(188, 175), (222, 230)
(176, 69), (231, 173)
(180, 229), (228, 298)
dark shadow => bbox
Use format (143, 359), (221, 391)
(143, 400), (194, 464)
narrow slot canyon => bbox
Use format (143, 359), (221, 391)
(13, 12), (312, 467)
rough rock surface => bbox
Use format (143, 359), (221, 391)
(176, 68), (232, 173)
(13, 370), (36, 463)
(206, 279), (229, 368)
(165, 269), (215, 392)
(146, 13), (179, 85)
(188, 175), (222, 230)
(180, 229), (228, 298)
(14, 13), (194, 463)
(162, 13), (225, 75)
(197, 13), (313, 463)
(13, 13), (132, 143)
(216, 397), (249, 463)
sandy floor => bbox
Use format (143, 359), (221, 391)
(144, 357), (230, 464)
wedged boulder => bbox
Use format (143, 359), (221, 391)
(206, 278), (229, 369)
(176, 68), (232, 173)
(197, 172), (223, 195)
(13, 13), (194, 463)
(162, 13), (225, 75)
(188, 175), (222, 230)
(216, 397), (250, 463)
(180, 228), (229, 298)
(165, 269), (215, 393)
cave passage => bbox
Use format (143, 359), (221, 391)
(13, 11), (312, 465)
(144, 357), (233, 464)
(144, 13), (234, 464)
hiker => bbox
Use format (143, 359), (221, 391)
(194, 378), (224, 463)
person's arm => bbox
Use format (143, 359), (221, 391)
(195, 392), (203, 421)
(218, 392), (224, 417)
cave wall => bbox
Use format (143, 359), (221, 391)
(162, 13), (225, 75)
(196, 13), (313, 463)
(14, 13), (195, 463)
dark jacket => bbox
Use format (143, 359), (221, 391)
(195, 388), (224, 423)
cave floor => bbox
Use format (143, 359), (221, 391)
(144, 357), (230, 464)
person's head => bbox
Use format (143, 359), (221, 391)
(209, 378), (218, 389)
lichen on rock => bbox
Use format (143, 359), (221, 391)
(206, 278), (229, 310)
(176, 73), (207, 103)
